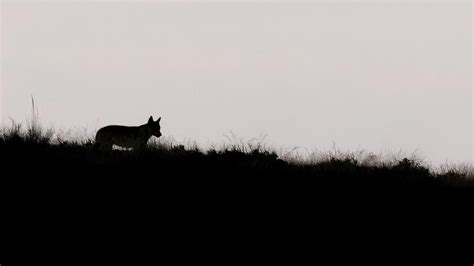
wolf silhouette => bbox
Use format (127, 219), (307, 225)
(95, 116), (162, 150)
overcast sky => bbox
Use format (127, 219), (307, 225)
(1, 1), (472, 165)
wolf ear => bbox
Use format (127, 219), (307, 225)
(148, 116), (154, 124)
(157, 117), (161, 123)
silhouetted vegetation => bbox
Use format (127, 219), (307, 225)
(1, 122), (473, 194)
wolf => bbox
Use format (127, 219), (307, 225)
(95, 116), (162, 150)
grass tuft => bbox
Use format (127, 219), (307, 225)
(1, 121), (473, 191)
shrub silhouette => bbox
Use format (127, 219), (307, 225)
(1, 123), (473, 193)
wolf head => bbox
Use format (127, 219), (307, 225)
(147, 116), (162, 138)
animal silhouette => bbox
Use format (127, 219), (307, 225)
(95, 116), (162, 150)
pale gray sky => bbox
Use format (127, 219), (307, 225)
(1, 1), (472, 164)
